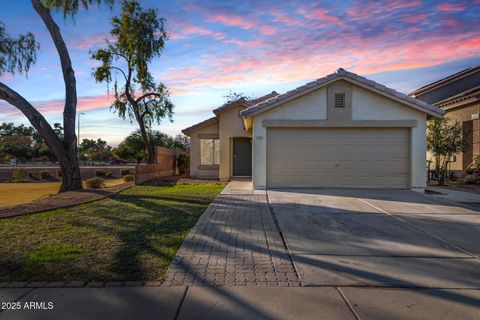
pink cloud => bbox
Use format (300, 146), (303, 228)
(159, 29), (480, 93)
(222, 38), (264, 48)
(270, 9), (301, 26)
(259, 25), (276, 35)
(403, 13), (428, 23)
(0, 94), (113, 119)
(386, 0), (422, 10)
(170, 23), (226, 40)
(74, 34), (112, 49)
(347, 0), (421, 22)
(436, 3), (465, 12)
(297, 8), (345, 26)
(207, 14), (255, 30)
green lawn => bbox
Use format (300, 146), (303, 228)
(0, 183), (225, 282)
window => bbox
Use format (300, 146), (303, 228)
(201, 139), (220, 165)
(334, 93), (345, 108)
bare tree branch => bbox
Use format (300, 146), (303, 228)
(135, 92), (163, 103)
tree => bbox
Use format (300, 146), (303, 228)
(0, 136), (33, 161)
(79, 138), (112, 162)
(170, 134), (190, 152)
(0, 122), (63, 162)
(427, 117), (467, 186)
(223, 90), (250, 106)
(113, 131), (146, 164)
(0, 0), (112, 192)
(91, 0), (173, 164)
(113, 130), (188, 163)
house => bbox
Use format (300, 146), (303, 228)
(182, 68), (444, 190)
(410, 66), (480, 172)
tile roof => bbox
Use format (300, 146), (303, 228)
(436, 87), (480, 108)
(181, 92), (280, 135)
(181, 116), (218, 135)
(240, 68), (445, 118)
(410, 66), (480, 97)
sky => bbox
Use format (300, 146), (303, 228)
(1, 0), (480, 146)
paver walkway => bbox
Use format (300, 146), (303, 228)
(162, 193), (300, 287)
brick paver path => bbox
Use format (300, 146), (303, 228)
(162, 194), (300, 287)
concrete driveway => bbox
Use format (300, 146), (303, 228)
(267, 189), (480, 288)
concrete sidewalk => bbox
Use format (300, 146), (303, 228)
(427, 186), (480, 204)
(1, 286), (479, 320)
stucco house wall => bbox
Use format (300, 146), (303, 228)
(252, 87), (328, 189)
(218, 105), (252, 180)
(426, 102), (480, 171)
(251, 81), (427, 190)
(189, 121), (220, 178)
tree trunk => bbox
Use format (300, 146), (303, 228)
(0, 83), (82, 191)
(137, 117), (155, 164)
(31, 0), (82, 191)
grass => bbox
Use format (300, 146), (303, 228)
(0, 179), (125, 208)
(0, 183), (225, 282)
(27, 244), (84, 264)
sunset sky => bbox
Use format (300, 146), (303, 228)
(1, 0), (479, 146)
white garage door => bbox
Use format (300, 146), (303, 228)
(267, 128), (410, 188)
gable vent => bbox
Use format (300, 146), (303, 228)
(334, 93), (345, 108)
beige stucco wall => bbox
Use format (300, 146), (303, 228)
(426, 102), (480, 171)
(218, 105), (252, 180)
(352, 85), (427, 191)
(188, 121), (220, 178)
(251, 81), (428, 191)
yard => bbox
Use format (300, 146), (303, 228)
(0, 183), (225, 282)
(0, 179), (126, 208)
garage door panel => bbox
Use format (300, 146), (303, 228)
(267, 128), (410, 189)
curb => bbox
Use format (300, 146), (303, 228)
(0, 281), (166, 289)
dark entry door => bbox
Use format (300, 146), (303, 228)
(233, 138), (252, 176)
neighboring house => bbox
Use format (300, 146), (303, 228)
(182, 68), (444, 190)
(410, 66), (480, 172)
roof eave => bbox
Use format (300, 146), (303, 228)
(241, 74), (444, 119)
(181, 117), (219, 136)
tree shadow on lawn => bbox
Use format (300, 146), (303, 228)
(66, 192), (211, 282)
(0, 190), (215, 283)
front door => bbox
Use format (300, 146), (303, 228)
(233, 138), (252, 176)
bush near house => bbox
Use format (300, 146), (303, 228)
(105, 172), (113, 178)
(177, 153), (189, 175)
(85, 177), (106, 189)
(11, 169), (27, 182)
(120, 169), (130, 176)
(27, 172), (37, 179)
(123, 174), (134, 183)
(39, 171), (51, 179)
(94, 169), (106, 177)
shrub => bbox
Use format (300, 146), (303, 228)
(57, 170), (63, 177)
(120, 169), (130, 176)
(11, 168), (27, 182)
(94, 169), (106, 177)
(39, 171), (52, 179)
(85, 177), (106, 189)
(105, 172), (113, 178)
(177, 153), (190, 175)
(27, 172), (37, 179)
(123, 174), (134, 183)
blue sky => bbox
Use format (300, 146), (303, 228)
(1, 0), (479, 146)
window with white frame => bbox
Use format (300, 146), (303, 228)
(200, 139), (220, 165)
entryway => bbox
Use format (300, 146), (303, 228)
(232, 138), (252, 177)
